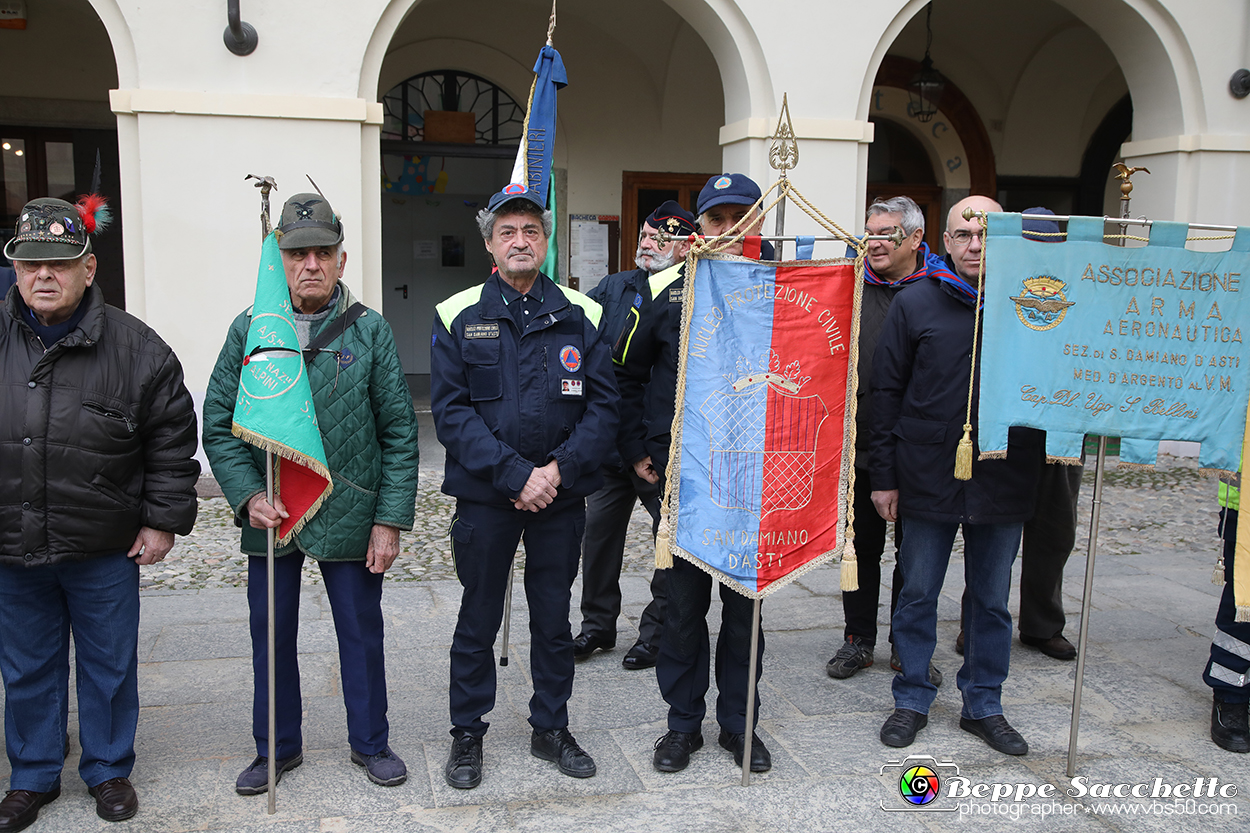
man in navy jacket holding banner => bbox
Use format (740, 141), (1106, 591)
(869, 195), (1042, 755)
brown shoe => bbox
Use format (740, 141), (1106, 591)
(0, 786), (60, 833)
(88, 777), (138, 822)
(1020, 633), (1077, 661)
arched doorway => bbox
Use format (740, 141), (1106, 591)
(0, 0), (123, 306)
(378, 70), (525, 383)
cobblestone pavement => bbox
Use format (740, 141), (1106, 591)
(151, 454), (1220, 591)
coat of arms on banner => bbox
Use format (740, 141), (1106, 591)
(665, 256), (858, 599)
(701, 351), (828, 518)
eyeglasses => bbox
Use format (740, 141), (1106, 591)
(946, 228), (985, 247)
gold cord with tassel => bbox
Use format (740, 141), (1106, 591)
(954, 213), (988, 481)
(655, 509), (673, 569)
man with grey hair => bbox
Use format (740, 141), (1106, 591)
(431, 184), (618, 789)
(826, 195), (943, 688)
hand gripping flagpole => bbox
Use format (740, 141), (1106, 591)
(246, 173), (280, 813)
(1064, 165), (1149, 777)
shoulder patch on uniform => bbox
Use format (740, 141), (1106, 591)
(648, 263), (683, 297)
(435, 284), (486, 332)
(560, 284), (603, 330)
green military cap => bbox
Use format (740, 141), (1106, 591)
(3, 197), (97, 262)
(275, 192), (344, 250)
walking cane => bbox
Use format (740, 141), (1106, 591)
(246, 173), (280, 813)
(500, 557), (516, 666)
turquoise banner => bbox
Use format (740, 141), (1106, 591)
(978, 213), (1250, 471)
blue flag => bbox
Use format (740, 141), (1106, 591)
(509, 45), (566, 205)
(977, 212), (1250, 471)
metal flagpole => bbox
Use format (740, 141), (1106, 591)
(247, 173), (280, 813)
(1065, 165), (1149, 777)
(500, 557), (515, 667)
(738, 96), (801, 787)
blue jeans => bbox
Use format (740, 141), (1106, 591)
(248, 553), (389, 759)
(892, 518), (1021, 719)
(0, 552), (140, 791)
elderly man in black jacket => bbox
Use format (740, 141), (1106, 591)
(0, 198), (200, 829)
(869, 195), (1041, 756)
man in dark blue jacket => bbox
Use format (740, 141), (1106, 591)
(431, 185), (619, 790)
(574, 201), (695, 670)
(870, 195), (1041, 756)
(619, 174), (777, 775)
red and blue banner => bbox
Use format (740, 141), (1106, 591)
(665, 255), (858, 598)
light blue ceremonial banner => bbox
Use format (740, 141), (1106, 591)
(978, 212), (1250, 470)
(508, 45), (566, 205)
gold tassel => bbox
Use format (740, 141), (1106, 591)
(1215, 554), (1226, 586)
(840, 540), (859, 591)
(655, 515), (673, 569)
(954, 423), (974, 481)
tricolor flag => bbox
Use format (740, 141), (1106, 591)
(664, 255), (859, 598)
(231, 232), (332, 543)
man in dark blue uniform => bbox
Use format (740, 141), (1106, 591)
(431, 184), (619, 790)
(574, 201), (696, 670)
(618, 174), (776, 774)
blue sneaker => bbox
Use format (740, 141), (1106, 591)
(350, 746), (407, 786)
(235, 753), (302, 795)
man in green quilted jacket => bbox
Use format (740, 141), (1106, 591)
(202, 192), (420, 795)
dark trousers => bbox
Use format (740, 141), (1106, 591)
(1019, 462), (1083, 639)
(579, 464), (666, 644)
(1205, 509), (1250, 703)
(248, 553), (389, 759)
(0, 552), (139, 791)
(656, 556), (763, 734)
(841, 468), (902, 645)
(449, 498), (585, 736)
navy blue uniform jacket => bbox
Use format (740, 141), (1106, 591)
(588, 267), (651, 469)
(431, 271), (619, 506)
(868, 273), (1042, 524)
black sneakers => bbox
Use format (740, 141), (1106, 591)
(531, 728), (596, 778)
(444, 735), (484, 789)
(880, 709), (928, 748)
(960, 715), (1029, 756)
(652, 730), (703, 772)
(826, 636), (874, 679)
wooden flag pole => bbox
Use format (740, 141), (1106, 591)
(247, 173), (280, 813)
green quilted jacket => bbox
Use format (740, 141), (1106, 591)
(202, 284), (419, 560)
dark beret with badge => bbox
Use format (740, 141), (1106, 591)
(646, 200), (696, 237)
(4, 195), (111, 262)
(275, 192), (344, 250)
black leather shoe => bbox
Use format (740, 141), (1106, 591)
(717, 729), (771, 772)
(880, 709), (927, 748)
(0, 786), (60, 833)
(1020, 633), (1077, 661)
(955, 629), (965, 655)
(445, 735), (484, 788)
(531, 728), (596, 778)
(572, 632), (614, 659)
(235, 753), (303, 795)
(652, 730), (703, 772)
(88, 777), (138, 822)
(1212, 696), (1250, 753)
(622, 641), (659, 670)
(960, 714), (1029, 755)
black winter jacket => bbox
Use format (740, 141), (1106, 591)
(868, 274), (1042, 524)
(0, 284), (200, 566)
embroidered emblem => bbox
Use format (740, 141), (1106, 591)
(290, 198), (322, 220)
(465, 323), (500, 339)
(337, 348), (357, 369)
(713, 176), (733, 190)
(562, 378), (583, 396)
(560, 345), (582, 372)
(669, 286), (683, 303)
(502, 182), (527, 195)
(1010, 276), (1074, 331)
(633, 292), (643, 309)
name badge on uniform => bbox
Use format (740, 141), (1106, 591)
(668, 287), (683, 304)
(561, 379), (583, 396)
(465, 323), (499, 339)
